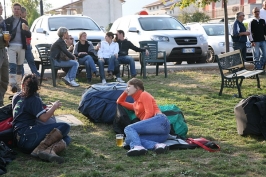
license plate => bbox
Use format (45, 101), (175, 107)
(182, 48), (195, 53)
(246, 48), (252, 53)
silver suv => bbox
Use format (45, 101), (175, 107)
(30, 14), (105, 59)
(110, 15), (208, 64)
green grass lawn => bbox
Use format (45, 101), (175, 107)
(3, 70), (266, 177)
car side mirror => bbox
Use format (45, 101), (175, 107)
(128, 27), (139, 33)
(36, 28), (46, 34)
(100, 26), (106, 32)
(185, 26), (191, 30)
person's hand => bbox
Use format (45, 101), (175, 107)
(251, 42), (256, 47)
(245, 31), (250, 36)
(145, 49), (149, 56)
(22, 23), (29, 31)
(51, 100), (62, 109)
(95, 42), (101, 50)
(68, 45), (73, 51)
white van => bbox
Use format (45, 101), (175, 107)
(110, 15), (208, 64)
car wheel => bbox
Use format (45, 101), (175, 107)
(206, 47), (215, 63)
(174, 61), (182, 65)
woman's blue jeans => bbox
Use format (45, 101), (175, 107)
(54, 59), (79, 81)
(98, 55), (116, 80)
(78, 55), (97, 79)
(124, 114), (170, 150)
(15, 123), (71, 154)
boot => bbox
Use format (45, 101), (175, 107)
(9, 74), (17, 93)
(16, 74), (22, 92)
(38, 139), (66, 164)
(31, 128), (63, 157)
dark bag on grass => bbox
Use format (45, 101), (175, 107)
(0, 104), (14, 147)
(234, 95), (266, 139)
(0, 141), (17, 175)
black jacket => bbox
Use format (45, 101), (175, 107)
(117, 39), (145, 56)
(249, 18), (266, 42)
(50, 37), (75, 61)
(5, 16), (31, 49)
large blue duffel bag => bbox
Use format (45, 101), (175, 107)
(78, 82), (134, 124)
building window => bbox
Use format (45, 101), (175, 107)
(157, 6), (159, 9)
(153, 7), (155, 10)
(150, 7), (151, 10)
(165, 12), (167, 14)
(170, 11), (172, 14)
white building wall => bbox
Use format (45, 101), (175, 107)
(82, 0), (122, 28)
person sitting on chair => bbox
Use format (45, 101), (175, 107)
(73, 32), (99, 83)
(115, 30), (149, 78)
(12, 73), (71, 163)
(49, 27), (80, 87)
(98, 32), (125, 84)
(117, 78), (170, 156)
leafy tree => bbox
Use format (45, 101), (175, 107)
(179, 11), (210, 24)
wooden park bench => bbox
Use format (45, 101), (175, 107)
(216, 50), (264, 98)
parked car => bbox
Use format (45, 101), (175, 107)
(186, 23), (252, 62)
(110, 15), (208, 64)
(30, 14), (105, 59)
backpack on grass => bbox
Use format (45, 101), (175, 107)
(0, 104), (14, 147)
(234, 95), (266, 138)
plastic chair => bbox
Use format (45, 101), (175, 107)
(35, 44), (61, 87)
(139, 41), (167, 79)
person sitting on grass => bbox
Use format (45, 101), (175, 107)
(73, 31), (99, 83)
(12, 73), (71, 164)
(97, 32), (125, 84)
(117, 78), (170, 156)
(49, 27), (80, 87)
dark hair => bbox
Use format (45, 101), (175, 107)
(128, 78), (144, 91)
(106, 32), (114, 39)
(117, 30), (125, 37)
(21, 6), (26, 13)
(21, 74), (39, 98)
(12, 2), (21, 8)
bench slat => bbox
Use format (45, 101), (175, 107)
(226, 69), (263, 78)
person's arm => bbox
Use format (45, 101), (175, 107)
(128, 40), (145, 53)
(22, 20), (31, 38)
(114, 43), (119, 58)
(39, 101), (61, 122)
(73, 42), (79, 57)
(117, 92), (134, 110)
(248, 20), (254, 42)
(59, 40), (75, 59)
(140, 92), (156, 120)
(87, 41), (97, 55)
(98, 41), (104, 58)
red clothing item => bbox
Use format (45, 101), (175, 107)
(117, 90), (161, 120)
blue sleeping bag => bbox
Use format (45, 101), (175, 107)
(78, 82), (134, 124)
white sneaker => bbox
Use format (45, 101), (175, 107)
(102, 79), (106, 84)
(69, 80), (79, 87)
(116, 77), (125, 83)
(62, 76), (70, 85)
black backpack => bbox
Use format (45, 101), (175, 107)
(0, 104), (15, 147)
(234, 95), (266, 138)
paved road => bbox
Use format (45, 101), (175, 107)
(23, 61), (219, 77)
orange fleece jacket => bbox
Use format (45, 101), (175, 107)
(117, 90), (161, 120)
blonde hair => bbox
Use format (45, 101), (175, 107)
(57, 27), (68, 38)
(79, 31), (87, 40)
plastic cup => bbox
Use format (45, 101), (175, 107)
(3, 31), (9, 41)
(116, 134), (124, 147)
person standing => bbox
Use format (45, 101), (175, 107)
(20, 6), (42, 79)
(115, 30), (149, 78)
(231, 11), (250, 61)
(5, 2), (31, 93)
(248, 7), (266, 70)
(0, 2), (9, 106)
(260, 1), (266, 21)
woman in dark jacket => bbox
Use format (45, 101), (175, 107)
(73, 31), (99, 83)
(49, 27), (79, 87)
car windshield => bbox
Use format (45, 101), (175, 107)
(202, 25), (226, 36)
(48, 17), (100, 31)
(139, 17), (186, 31)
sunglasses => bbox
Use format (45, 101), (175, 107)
(254, 11), (260, 13)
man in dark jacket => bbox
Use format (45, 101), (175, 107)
(115, 30), (149, 78)
(5, 2), (31, 92)
(248, 7), (266, 70)
(232, 11), (250, 61)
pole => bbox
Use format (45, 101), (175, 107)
(4, 0), (6, 19)
(40, 0), (44, 16)
(224, 0), (229, 52)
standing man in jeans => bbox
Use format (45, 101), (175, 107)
(20, 6), (42, 79)
(231, 11), (250, 61)
(114, 30), (149, 78)
(5, 2), (31, 92)
(248, 7), (266, 70)
(0, 2), (10, 106)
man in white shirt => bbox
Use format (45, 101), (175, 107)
(260, 1), (266, 21)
